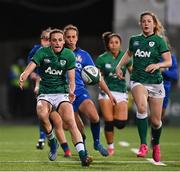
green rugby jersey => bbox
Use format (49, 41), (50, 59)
(96, 51), (132, 93)
(129, 33), (169, 84)
(32, 46), (76, 94)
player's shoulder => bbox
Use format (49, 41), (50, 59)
(130, 33), (142, 39)
(33, 44), (41, 49)
(97, 51), (109, 60)
(62, 47), (74, 55)
(76, 47), (90, 56)
(62, 47), (75, 59)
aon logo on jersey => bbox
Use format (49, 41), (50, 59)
(135, 49), (151, 58)
(45, 67), (63, 75)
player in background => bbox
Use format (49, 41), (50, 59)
(21, 29), (92, 166)
(63, 24), (116, 157)
(160, 36), (179, 121)
(27, 28), (71, 157)
(116, 11), (172, 162)
(95, 32), (132, 155)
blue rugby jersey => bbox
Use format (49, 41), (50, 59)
(27, 44), (41, 74)
(73, 47), (95, 89)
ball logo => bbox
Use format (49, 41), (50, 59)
(81, 65), (100, 85)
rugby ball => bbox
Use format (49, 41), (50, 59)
(81, 65), (100, 85)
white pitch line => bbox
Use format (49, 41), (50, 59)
(118, 141), (130, 147)
(0, 160), (179, 163)
(131, 148), (139, 154)
(146, 158), (167, 166)
(130, 148), (167, 166)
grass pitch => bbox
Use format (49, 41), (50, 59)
(0, 124), (180, 171)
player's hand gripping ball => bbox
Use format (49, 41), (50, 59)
(81, 65), (101, 85)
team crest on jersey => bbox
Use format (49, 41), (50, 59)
(133, 41), (139, 46)
(105, 64), (112, 69)
(44, 58), (51, 63)
(149, 41), (155, 47)
(76, 55), (82, 62)
(59, 60), (66, 66)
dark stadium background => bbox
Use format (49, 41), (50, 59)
(0, 0), (180, 126)
(0, 0), (113, 40)
(0, 0), (114, 121)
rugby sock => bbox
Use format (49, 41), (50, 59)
(108, 143), (114, 149)
(46, 130), (57, 147)
(75, 142), (86, 159)
(46, 130), (55, 141)
(82, 133), (88, 154)
(39, 125), (46, 140)
(90, 121), (100, 147)
(61, 142), (70, 152)
(136, 112), (148, 144)
(151, 121), (162, 145)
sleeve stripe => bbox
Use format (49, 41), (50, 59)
(68, 66), (76, 70)
(161, 50), (170, 54)
(32, 59), (38, 65)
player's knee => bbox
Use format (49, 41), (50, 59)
(104, 121), (114, 132)
(113, 119), (127, 129)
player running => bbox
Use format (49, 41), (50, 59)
(116, 11), (172, 162)
(19, 29), (92, 166)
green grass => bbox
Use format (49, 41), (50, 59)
(0, 125), (180, 171)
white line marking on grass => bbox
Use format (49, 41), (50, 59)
(0, 160), (179, 164)
(118, 141), (130, 147)
(130, 148), (167, 166)
(131, 148), (139, 154)
(147, 158), (167, 166)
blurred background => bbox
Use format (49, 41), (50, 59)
(0, 0), (180, 126)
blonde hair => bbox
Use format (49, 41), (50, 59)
(49, 29), (64, 39)
(40, 27), (51, 39)
(63, 24), (79, 36)
(140, 11), (165, 36)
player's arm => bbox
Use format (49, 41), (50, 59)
(67, 68), (76, 103)
(33, 75), (41, 95)
(162, 55), (178, 80)
(145, 51), (172, 73)
(116, 50), (132, 79)
(98, 76), (117, 105)
(19, 61), (37, 89)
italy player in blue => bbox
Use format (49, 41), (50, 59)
(27, 28), (71, 157)
(27, 29), (49, 149)
(161, 37), (179, 120)
(63, 24), (116, 157)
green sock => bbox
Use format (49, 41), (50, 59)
(78, 150), (86, 160)
(46, 130), (55, 141)
(136, 117), (148, 144)
(151, 125), (162, 145)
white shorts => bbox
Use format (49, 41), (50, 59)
(130, 81), (165, 98)
(98, 91), (128, 103)
(37, 93), (70, 110)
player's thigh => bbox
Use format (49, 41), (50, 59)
(114, 101), (128, 120)
(36, 100), (51, 119)
(149, 97), (163, 124)
(79, 99), (99, 122)
(131, 84), (148, 113)
(99, 99), (113, 121)
(50, 111), (63, 129)
(58, 102), (75, 125)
